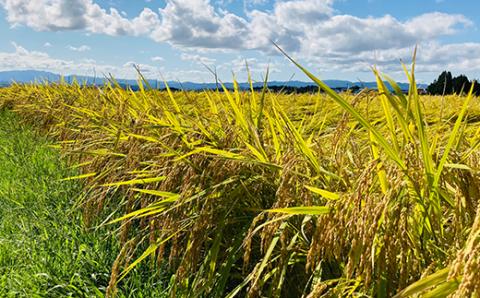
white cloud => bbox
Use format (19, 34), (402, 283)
(244, 0), (270, 6)
(0, 42), (162, 79)
(150, 0), (249, 49)
(122, 61), (159, 74)
(180, 53), (216, 65)
(0, 0), (159, 36)
(0, 0), (471, 55)
(43, 42), (52, 47)
(0, 0), (477, 79)
(67, 45), (91, 52)
(148, 0), (471, 63)
(1, 0), (88, 31)
(404, 12), (472, 38)
(247, 7), (471, 55)
(219, 56), (282, 77)
(302, 41), (480, 77)
(151, 56), (165, 62)
(2, 41), (480, 82)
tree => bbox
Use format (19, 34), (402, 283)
(452, 75), (470, 95)
(474, 80), (480, 96)
(427, 71), (453, 95)
(426, 71), (479, 95)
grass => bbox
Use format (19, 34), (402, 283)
(0, 55), (480, 297)
(0, 109), (168, 297)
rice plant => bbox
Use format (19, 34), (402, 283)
(1, 53), (480, 297)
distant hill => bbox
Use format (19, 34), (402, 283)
(0, 70), (61, 84)
(0, 70), (426, 91)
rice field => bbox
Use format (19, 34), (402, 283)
(1, 60), (480, 297)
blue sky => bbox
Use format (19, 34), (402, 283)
(0, 0), (479, 83)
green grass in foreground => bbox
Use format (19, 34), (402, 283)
(0, 109), (167, 297)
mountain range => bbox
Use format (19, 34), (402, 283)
(0, 70), (427, 90)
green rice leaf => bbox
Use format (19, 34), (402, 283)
(305, 186), (340, 200)
(101, 176), (166, 187)
(265, 206), (330, 215)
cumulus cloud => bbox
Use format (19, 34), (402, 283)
(0, 0), (477, 78)
(303, 42), (480, 76)
(1, 0), (88, 31)
(0, 43), (223, 81)
(0, 42), (159, 78)
(122, 61), (159, 74)
(246, 7), (471, 55)
(0, 0), (159, 36)
(67, 45), (91, 52)
(180, 53), (216, 65)
(151, 56), (165, 62)
(404, 12), (472, 38)
(150, 0), (249, 49)
(2, 41), (480, 82)
(218, 56), (282, 76)
(0, 0), (472, 55)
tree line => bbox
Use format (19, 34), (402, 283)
(427, 71), (480, 95)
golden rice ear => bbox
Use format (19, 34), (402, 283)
(1, 51), (479, 297)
